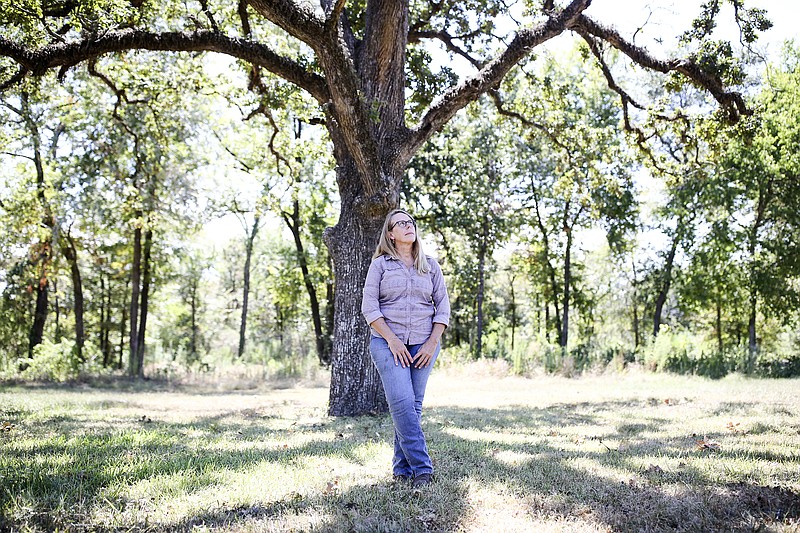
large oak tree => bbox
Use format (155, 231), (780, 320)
(0, 0), (762, 414)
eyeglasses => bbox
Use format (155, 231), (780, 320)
(389, 219), (416, 230)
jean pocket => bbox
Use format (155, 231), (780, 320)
(369, 338), (394, 370)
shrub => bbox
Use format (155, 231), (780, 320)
(11, 340), (106, 382)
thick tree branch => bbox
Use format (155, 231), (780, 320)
(246, 0), (325, 46)
(571, 14), (750, 121)
(0, 30), (330, 103)
(406, 0), (592, 159)
(326, 0), (347, 33)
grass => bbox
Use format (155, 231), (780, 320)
(1, 363), (799, 532)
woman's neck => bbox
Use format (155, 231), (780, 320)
(395, 243), (414, 263)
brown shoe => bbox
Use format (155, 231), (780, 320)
(412, 473), (432, 488)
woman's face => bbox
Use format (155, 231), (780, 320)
(388, 212), (417, 246)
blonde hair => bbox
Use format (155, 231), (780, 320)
(373, 209), (431, 274)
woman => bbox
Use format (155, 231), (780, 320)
(361, 209), (451, 488)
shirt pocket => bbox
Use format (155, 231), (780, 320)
(381, 264), (408, 301)
(412, 271), (434, 299)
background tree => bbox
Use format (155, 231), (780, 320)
(409, 104), (514, 358)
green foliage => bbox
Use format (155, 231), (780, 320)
(8, 339), (106, 382)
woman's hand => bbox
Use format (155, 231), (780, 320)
(388, 337), (413, 368)
(413, 339), (438, 368)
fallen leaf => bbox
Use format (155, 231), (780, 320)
(323, 478), (339, 495)
(1, 421), (14, 432)
(695, 437), (721, 451)
(726, 421), (741, 433)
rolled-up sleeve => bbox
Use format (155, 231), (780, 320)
(361, 259), (384, 326)
(430, 260), (451, 327)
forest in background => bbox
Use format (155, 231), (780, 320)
(2, 3), (800, 387)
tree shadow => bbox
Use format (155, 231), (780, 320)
(2, 398), (798, 532)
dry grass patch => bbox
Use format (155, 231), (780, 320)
(1, 367), (798, 531)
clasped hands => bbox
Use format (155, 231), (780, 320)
(387, 337), (437, 368)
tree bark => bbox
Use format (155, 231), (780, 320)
(128, 222), (142, 376)
(475, 215), (488, 358)
(631, 257), (640, 348)
(61, 234), (85, 361)
(100, 274), (108, 366)
(560, 232), (571, 348)
(190, 276), (199, 360)
(238, 215), (259, 358)
(135, 228), (153, 378)
(324, 255), (335, 362)
(716, 291), (723, 354)
(653, 219), (681, 338)
(29, 265), (49, 357)
(324, 161), (389, 416)
(509, 272), (517, 351)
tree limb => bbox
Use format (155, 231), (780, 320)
(246, 0), (325, 47)
(199, 0), (220, 32)
(405, 0), (592, 159)
(244, 103), (292, 176)
(0, 30), (330, 103)
(571, 14), (750, 121)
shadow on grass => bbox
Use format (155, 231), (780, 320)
(1, 398), (798, 532)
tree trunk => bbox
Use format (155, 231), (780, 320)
(61, 234), (85, 361)
(653, 222), (681, 338)
(54, 278), (61, 341)
(509, 272), (517, 351)
(746, 186), (768, 370)
(631, 257), (640, 348)
(119, 280), (128, 370)
(29, 265), (49, 357)
(238, 215), (259, 359)
(22, 91), (55, 358)
(100, 274), (109, 366)
(544, 301), (551, 343)
(559, 205), (582, 349)
(560, 225), (572, 348)
(128, 222), (142, 376)
(283, 201), (330, 365)
(323, 163), (389, 416)
(190, 277), (198, 360)
(104, 278), (113, 366)
(135, 228), (153, 378)
(324, 255), (335, 362)
(716, 291), (723, 354)
(475, 216), (488, 358)
(532, 192), (562, 341)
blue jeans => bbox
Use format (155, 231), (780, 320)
(369, 336), (440, 478)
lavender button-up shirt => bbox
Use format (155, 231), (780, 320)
(361, 255), (451, 345)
